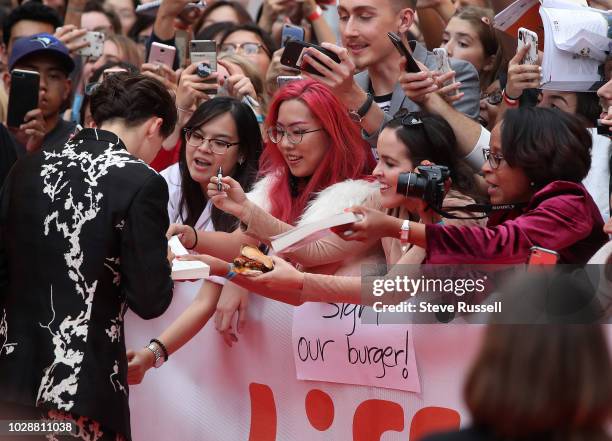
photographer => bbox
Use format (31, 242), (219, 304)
(341, 107), (608, 265)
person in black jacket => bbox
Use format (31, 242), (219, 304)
(0, 73), (177, 441)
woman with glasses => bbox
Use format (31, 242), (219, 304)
(168, 79), (380, 338)
(183, 107), (607, 306)
(126, 96), (262, 383)
(341, 107), (607, 265)
(219, 24), (277, 78)
(183, 110), (483, 302)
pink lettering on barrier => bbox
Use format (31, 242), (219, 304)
(248, 383), (460, 441)
(409, 407), (461, 441)
(353, 399), (404, 441)
(305, 389), (335, 431)
(248, 383), (277, 441)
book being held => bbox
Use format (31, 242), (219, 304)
(270, 212), (362, 253)
(168, 235), (210, 280)
(495, 0), (611, 91)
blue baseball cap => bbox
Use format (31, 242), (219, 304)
(9, 33), (75, 74)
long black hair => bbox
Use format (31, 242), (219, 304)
(384, 111), (480, 201)
(179, 97), (262, 232)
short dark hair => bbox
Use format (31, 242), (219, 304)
(384, 112), (479, 200)
(501, 107), (592, 189)
(83, 0), (122, 35)
(127, 14), (154, 44)
(219, 23), (277, 58)
(195, 20), (233, 42)
(80, 61), (140, 125)
(575, 92), (601, 126)
(2, 2), (62, 46)
(91, 73), (177, 138)
(465, 324), (612, 440)
(180, 97), (262, 232)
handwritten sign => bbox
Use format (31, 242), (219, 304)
(292, 303), (421, 393)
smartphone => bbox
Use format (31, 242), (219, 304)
(136, 0), (206, 20)
(518, 27), (538, 65)
(148, 42), (176, 68)
(76, 31), (105, 59)
(277, 75), (303, 87)
(388, 32), (420, 73)
(432, 47), (457, 95)
(281, 24), (305, 48)
(7, 69), (40, 128)
(190, 40), (217, 71)
(175, 29), (189, 68)
(528, 246), (560, 265)
(280, 40), (340, 76)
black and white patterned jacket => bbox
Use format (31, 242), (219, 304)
(0, 128), (174, 440)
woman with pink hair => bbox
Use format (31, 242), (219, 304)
(166, 78), (383, 340)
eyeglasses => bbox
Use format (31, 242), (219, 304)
(184, 129), (239, 154)
(480, 89), (503, 105)
(482, 147), (504, 169)
(220, 42), (268, 56)
(267, 126), (323, 145)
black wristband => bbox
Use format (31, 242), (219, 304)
(350, 94), (374, 122)
(185, 225), (198, 250)
(150, 338), (169, 361)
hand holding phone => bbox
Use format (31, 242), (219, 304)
(281, 24), (305, 48)
(76, 31), (105, 59)
(7, 69), (40, 128)
(388, 32), (420, 73)
(518, 27), (538, 65)
(528, 246), (560, 265)
(148, 42), (176, 68)
(432, 47), (458, 96)
(280, 40), (340, 75)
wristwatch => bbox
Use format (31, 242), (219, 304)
(400, 219), (411, 254)
(349, 94), (374, 123)
(146, 341), (165, 368)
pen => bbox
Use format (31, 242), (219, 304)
(217, 166), (223, 192)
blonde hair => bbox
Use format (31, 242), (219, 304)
(106, 33), (143, 67)
(218, 53), (267, 110)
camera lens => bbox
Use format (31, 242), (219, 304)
(396, 172), (427, 198)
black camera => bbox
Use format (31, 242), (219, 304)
(196, 62), (213, 78)
(396, 165), (450, 210)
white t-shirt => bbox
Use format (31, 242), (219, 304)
(161, 163), (227, 285)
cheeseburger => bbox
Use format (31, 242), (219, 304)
(233, 245), (274, 276)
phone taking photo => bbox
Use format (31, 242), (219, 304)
(528, 246), (560, 265)
(190, 40), (217, 70)
(148, 42), (176, 68)
(388, 32), (420, 73)
(280, 40), (340, 75)
(432, 47), (457, 95)
(281, 24), (305, 48)
(76, 31), (105, 59)
(7, 69), (40, 128)
(518, 27), (538, 65)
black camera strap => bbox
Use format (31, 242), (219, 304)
(430, 202), (529, 220)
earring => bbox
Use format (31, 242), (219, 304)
(238, 156), (245, 165)
(530, 182), (536, 187)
